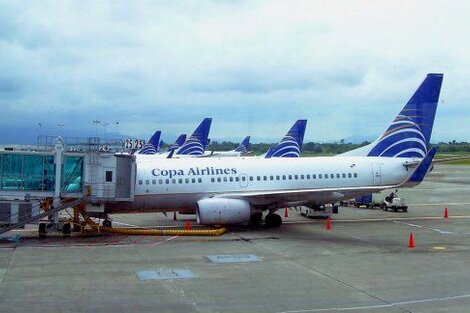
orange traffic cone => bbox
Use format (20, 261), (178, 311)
(326, 217), (332, 230)
(284, 208), (289, 218)
(173, 212), (177, 221)
(185, 221), (191, 231)
(444, 207), (449, 219)
(408, 233), (415, 248)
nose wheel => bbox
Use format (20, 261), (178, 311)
(265, 213), (282, 228)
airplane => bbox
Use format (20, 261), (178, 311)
(104, 73), (443, 228)
(207, 136), (251, 157)
(137, 131), (162, 155)
(175, 118), (212, 156)
(167, 134), (187, 153)
(264, 119), (307, 158)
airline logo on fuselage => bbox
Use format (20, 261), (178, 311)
(152, 167), (237, 178)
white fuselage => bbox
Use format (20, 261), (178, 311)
(105, 155), (414, 213)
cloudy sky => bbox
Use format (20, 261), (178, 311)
(0, 0), (469, 144)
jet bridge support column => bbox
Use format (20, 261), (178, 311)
(52, 137), (65, 227)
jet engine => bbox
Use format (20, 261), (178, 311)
(196, 198), (251, 225)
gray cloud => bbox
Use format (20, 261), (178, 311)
(0, 0), (469, 144)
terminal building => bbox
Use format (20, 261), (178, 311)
(0, 136), (137, 235)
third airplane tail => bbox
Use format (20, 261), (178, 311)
(267, 119), (307, 158)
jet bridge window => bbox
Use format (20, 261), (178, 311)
(106, 171), (113, 182)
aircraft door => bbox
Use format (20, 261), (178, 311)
(372, 163), (382, 185)
(239, 174), (248, 188)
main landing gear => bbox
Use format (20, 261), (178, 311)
(264, 213), (282, 228)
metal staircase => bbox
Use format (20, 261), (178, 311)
(0, 198), (83, 235)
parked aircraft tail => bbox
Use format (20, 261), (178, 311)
(343, 74), (443, 158)
(177, 118), (212, 155)
(138, 131), (161, 155)
(234, 136), (251, 154)
(168, 134), (187, 152)
(268, 119), (307, 158)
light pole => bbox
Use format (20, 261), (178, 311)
(57, 123), (65, 138)
(93, 120), (100, 138)
(115, 121), (119, 137)
(102, 122), (109, 142)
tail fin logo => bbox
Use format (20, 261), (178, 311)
(271, 135), (301, 157)
(176, 137), (205, 155)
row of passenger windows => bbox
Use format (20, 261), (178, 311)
(138, 172), (358, 186)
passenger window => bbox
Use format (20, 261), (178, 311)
(301, 175), (304, 179)
(330, 174), (334, 179)
(198, 178), (202, 183)
(312, 174), (316, 179)
(185, 178), (189, 183)
(263, 176), (267, 181)
(354, 173), (358, 178)
(217, 177), (222, 182)
(282, 175), (286, 180)
(138, 180), (143, 185)
(257, 176), (261, 181)
(276, 175), (280, 180)
(270, 176), (274, 181)
(306, 175), (310, 179)
(223, 177), (227, 182)
(172, 179), (176, 184)
(336, 174), (340, 178)
(211, 178), (215, 183)
(145, 180), (149, 185)
(178, 179), (183, 184)
(241, 176), (246, 181)
(319, 174), (322, 179)
(342, 173), (346, 178)
(165, 179), (170, 184)
(229, 177), (234, 182)
(249, 176), (253, 181)
(288, 175), (292, 180)
(324, 174), (328, 179)
(192, 178), (196, 183)
(159, 179), (163, 184)
(348, 173), (352, 178)
(294, 175), (298, 179)
(152, 180), (156, 184)
(236, 177), (239, 182)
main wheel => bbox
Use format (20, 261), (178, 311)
(382, 203), (387, 211)
(39, 222), (47, 238)
(271, 214), (282, 228)
(102, 220), (112, 228)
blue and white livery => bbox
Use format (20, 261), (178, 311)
(176, 118), (212, 156)
(137, 131), (161, 155)
(265, 120), (307, 158)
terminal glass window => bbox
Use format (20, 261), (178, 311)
(62, 156), (84, 192)
(0, 154), (56, 191)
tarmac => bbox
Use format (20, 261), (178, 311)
(1, 164), (470, 312)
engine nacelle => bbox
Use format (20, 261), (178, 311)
(196, 198), (251, 225)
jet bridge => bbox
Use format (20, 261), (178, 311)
(0, 137), (136, 234)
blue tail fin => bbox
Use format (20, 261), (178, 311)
(264, 147), (275, 158)
(234, 136), (251, 154)
(177, 118), (212, 155)
(364, 74), (443, 158)
(270, 119), (307, 158)
(406, 146), (438, 185)
(168, 134), (186, 152)
(138, 131), (161, 155)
